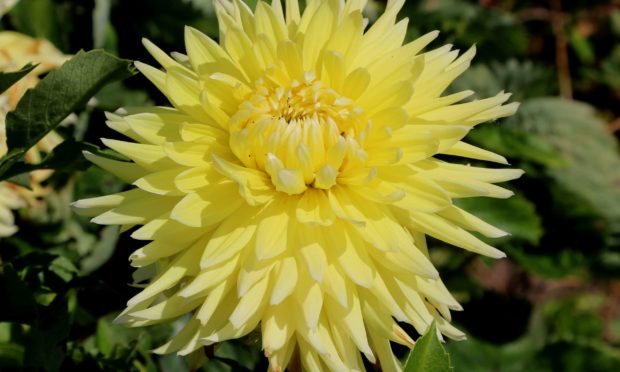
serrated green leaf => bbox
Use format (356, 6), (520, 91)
(515, 99), (620, 240)
(404, 322), (453, 372)
(468, 124), (567, 168)
(0, 50), (135, 180)
(451, 60), (555, 101)
(469, 96), (620, 244)
(0, 63), (36, 94)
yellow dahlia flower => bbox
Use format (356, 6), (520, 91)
(0, 32), (67, 237)
(74, 0), (521, 369)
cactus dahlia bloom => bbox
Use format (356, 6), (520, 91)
(0, 32), (66, 237)
(74, 0), (521, 370)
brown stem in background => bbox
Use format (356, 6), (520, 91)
(550, 0), (573, 99)
(517, 7), (551, 22)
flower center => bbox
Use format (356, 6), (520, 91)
(229, 73), (368, 195)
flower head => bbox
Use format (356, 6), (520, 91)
(0, 32), (66, 237)
(74, 0), (521, 370)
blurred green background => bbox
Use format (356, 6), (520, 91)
(1, 0), (620, 371)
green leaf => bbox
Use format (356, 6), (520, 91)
(0, 50), (135, 180)
(569, 28), (595, 65)
(9, 0), (61, 47)
(469, 97), (620, 246)
(506, 245), (587, 278)
(0, 139), (128, 181)
(404, 322), (453, 372)
(0, 265), (37, 324)
(80, 225), (119, 275)
(0, 342), (24, 369)
(456, 193), (543, 245)
(0, 63), (36, 94)
(468, 124), (567, 168)
(515, 99), (620, 241)
(22, 294), (71, 372)
(451, 60), (556, 101)
(0, 139), (89, 180)
(445, 332), (546, 372)
(93, 0), (113, 49)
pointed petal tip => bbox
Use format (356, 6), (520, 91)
(393, 325), (415, 348)
(103, 111), (120, 121)
(112, 312), (130, 325)
(141, 37), (155, 49)
(489, 228), (510, 239)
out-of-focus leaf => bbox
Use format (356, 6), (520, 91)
(0, 63), (36, 94)
(0, 342), (24, 369)
(0, 50), (135, 180)
(446, 332), (548, 372)
(569, 28), (596, 65)
(23, 294), (71, 372)
(80, 225), (119, 275)
(215, 338), (262, 371)
(0, 323), (24, 367)
(95, 313), (176, 368)
(471, 97), (620, 245)
(0, 265), (37, 324)
(50, 256), (79, 282)
(456, 193), (543, 245)
(0, 139), (89, 180)
(468, 124), (567, 168)
(541, 296), (620, 371)
(8, 0), (60, 46)
(183, 0), (214, 16)
(583, 46), (620, 90)
(95, 81), (150, 110)
(403, 0), (528, 61)
(524, 99), (620, 240)
(159, 353), (189, 372)
(95, 315), (130, 357)
(610, 10), (620, 36)
(93, 0), (114, 50)
(452, 60), (556, 101)
(404, 322), (453, 372)
(506, 245), (587, 278)
(0, 139), (129, 181)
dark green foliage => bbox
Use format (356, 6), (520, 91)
(0, 63), (36, 94)
(0, 50), (135, 181)
(404, 322), (453, 372)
